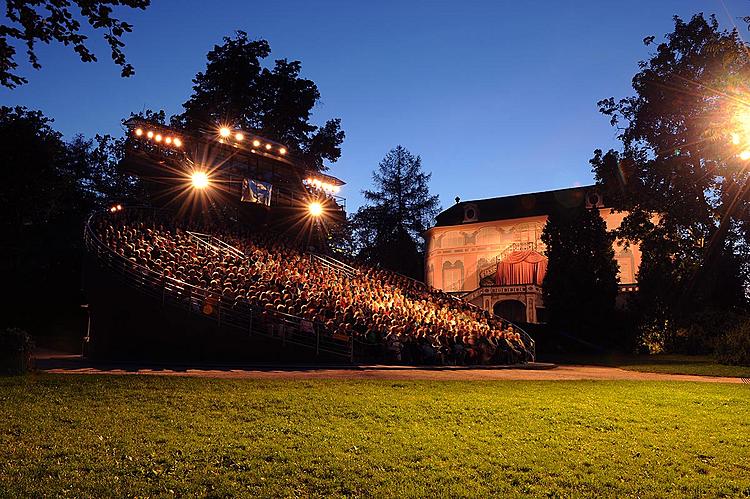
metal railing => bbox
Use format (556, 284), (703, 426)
(311, 253), (359, 279)
(84, 211), (353, 360)
(478, 241), (540, 281)
(186, 231), (246, 260)
(353, 265), (536, 361)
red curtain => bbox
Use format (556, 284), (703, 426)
(496, 250), (547, 285)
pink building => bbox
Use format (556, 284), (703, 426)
(424, 186), (641, 324)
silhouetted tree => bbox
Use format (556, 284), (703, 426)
(174, 31), (344, 171)
(541, 204), (619, 344)
(1, 0), (150, 88)
(351, 146), (440, 279)
(591, 14), (750, 343)
(0, 106), (144, 336)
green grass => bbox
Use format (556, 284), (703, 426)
(1, 375), (749, 498)
(553, 353), (750, 378)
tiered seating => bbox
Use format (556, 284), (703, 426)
(92, 208), (534, 364)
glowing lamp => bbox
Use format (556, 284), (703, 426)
(135, 128), (143, 137)
(165, 137), (172, 145)
(173, 138), (182, 147)
(155, 134), (163, 142)
(116, 204), (122, 211)
(740, 150), (750, 161)
(235, 132), (244, 141)
(731, 132), (741, 145)
(252, 139), (261, 147)
(219, 127), (231, 138)
(279, 147), (287, 155)
(308, 201), (323, 217)
(146, 130), (154, 139)
(110, 206), (117, 212)
(191, 171), (210, 189)
(265, 143), (272, 150)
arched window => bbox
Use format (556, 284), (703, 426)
(476, 227), (500, 246)
(442, 260), (464, 291)
(616, 248), (636, 284)
(442, 231), (465, 249)
(510, 222), (544, 246)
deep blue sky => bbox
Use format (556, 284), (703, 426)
(1, 0), (748, 212)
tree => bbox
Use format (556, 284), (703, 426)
(174, 31), (344, 171)
(0, 106), (72, 228)
(0, 106), (145, 335)
(541, 204), (620, 344)
(351, 146), (440, 278)
(1, 0), (150, 88)
(591, 14), (750, 334)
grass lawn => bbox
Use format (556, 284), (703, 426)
(1, 375), (749, 497)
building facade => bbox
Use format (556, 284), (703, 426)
(424, 186), (641, 324)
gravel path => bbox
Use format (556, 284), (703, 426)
(35, 355), (745, 384)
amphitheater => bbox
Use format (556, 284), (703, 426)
(83, 206), (535, 365)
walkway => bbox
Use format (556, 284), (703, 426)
(34, 351), (745, 384)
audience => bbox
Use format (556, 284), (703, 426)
(95, 209), (534, 365)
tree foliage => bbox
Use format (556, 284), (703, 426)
(174, 31), (344, 171)
(351, 146), (440, 278)
(0, 106), (143, 333)
(0, 0), (150, 88)
(541, 204), (620, 344)
(591, 14), (750, 341)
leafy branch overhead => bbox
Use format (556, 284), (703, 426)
(1, 0), (150, 88)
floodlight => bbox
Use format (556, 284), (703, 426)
(191, 171), (210, 189)
(308, 201), (323, 217)
(219, 127), (231, 138)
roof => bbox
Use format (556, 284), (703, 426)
(434, 185), (605, 227)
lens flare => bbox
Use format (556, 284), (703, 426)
(191, 171), (210, 189)
(308, 202), (323, 216)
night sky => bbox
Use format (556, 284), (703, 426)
(1, 0), (748, 212)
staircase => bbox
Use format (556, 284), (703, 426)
(478, 241), (539, 283)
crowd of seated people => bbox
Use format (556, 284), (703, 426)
(95, 210), (534, 365)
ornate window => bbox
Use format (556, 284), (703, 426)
(442, 231), (465, 249)
(442, 260), (464, 291)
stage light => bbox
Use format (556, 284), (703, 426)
(219, 127), (231, 138)
(308, 201), (323, 217)
(173, 138), (182, 147)
(265, 143), (272, 150)
(235, 132), (244, 141)
(252, 139), (261, 147)
(279, 147), (287, 155)
(740, 150), (750, 160)
(135, 128), (143, 137)
(155, 134), (162, 142)
(191, 171), (210, 189)
(147, 130), (154, 139)
(165, 137), (172, 145)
